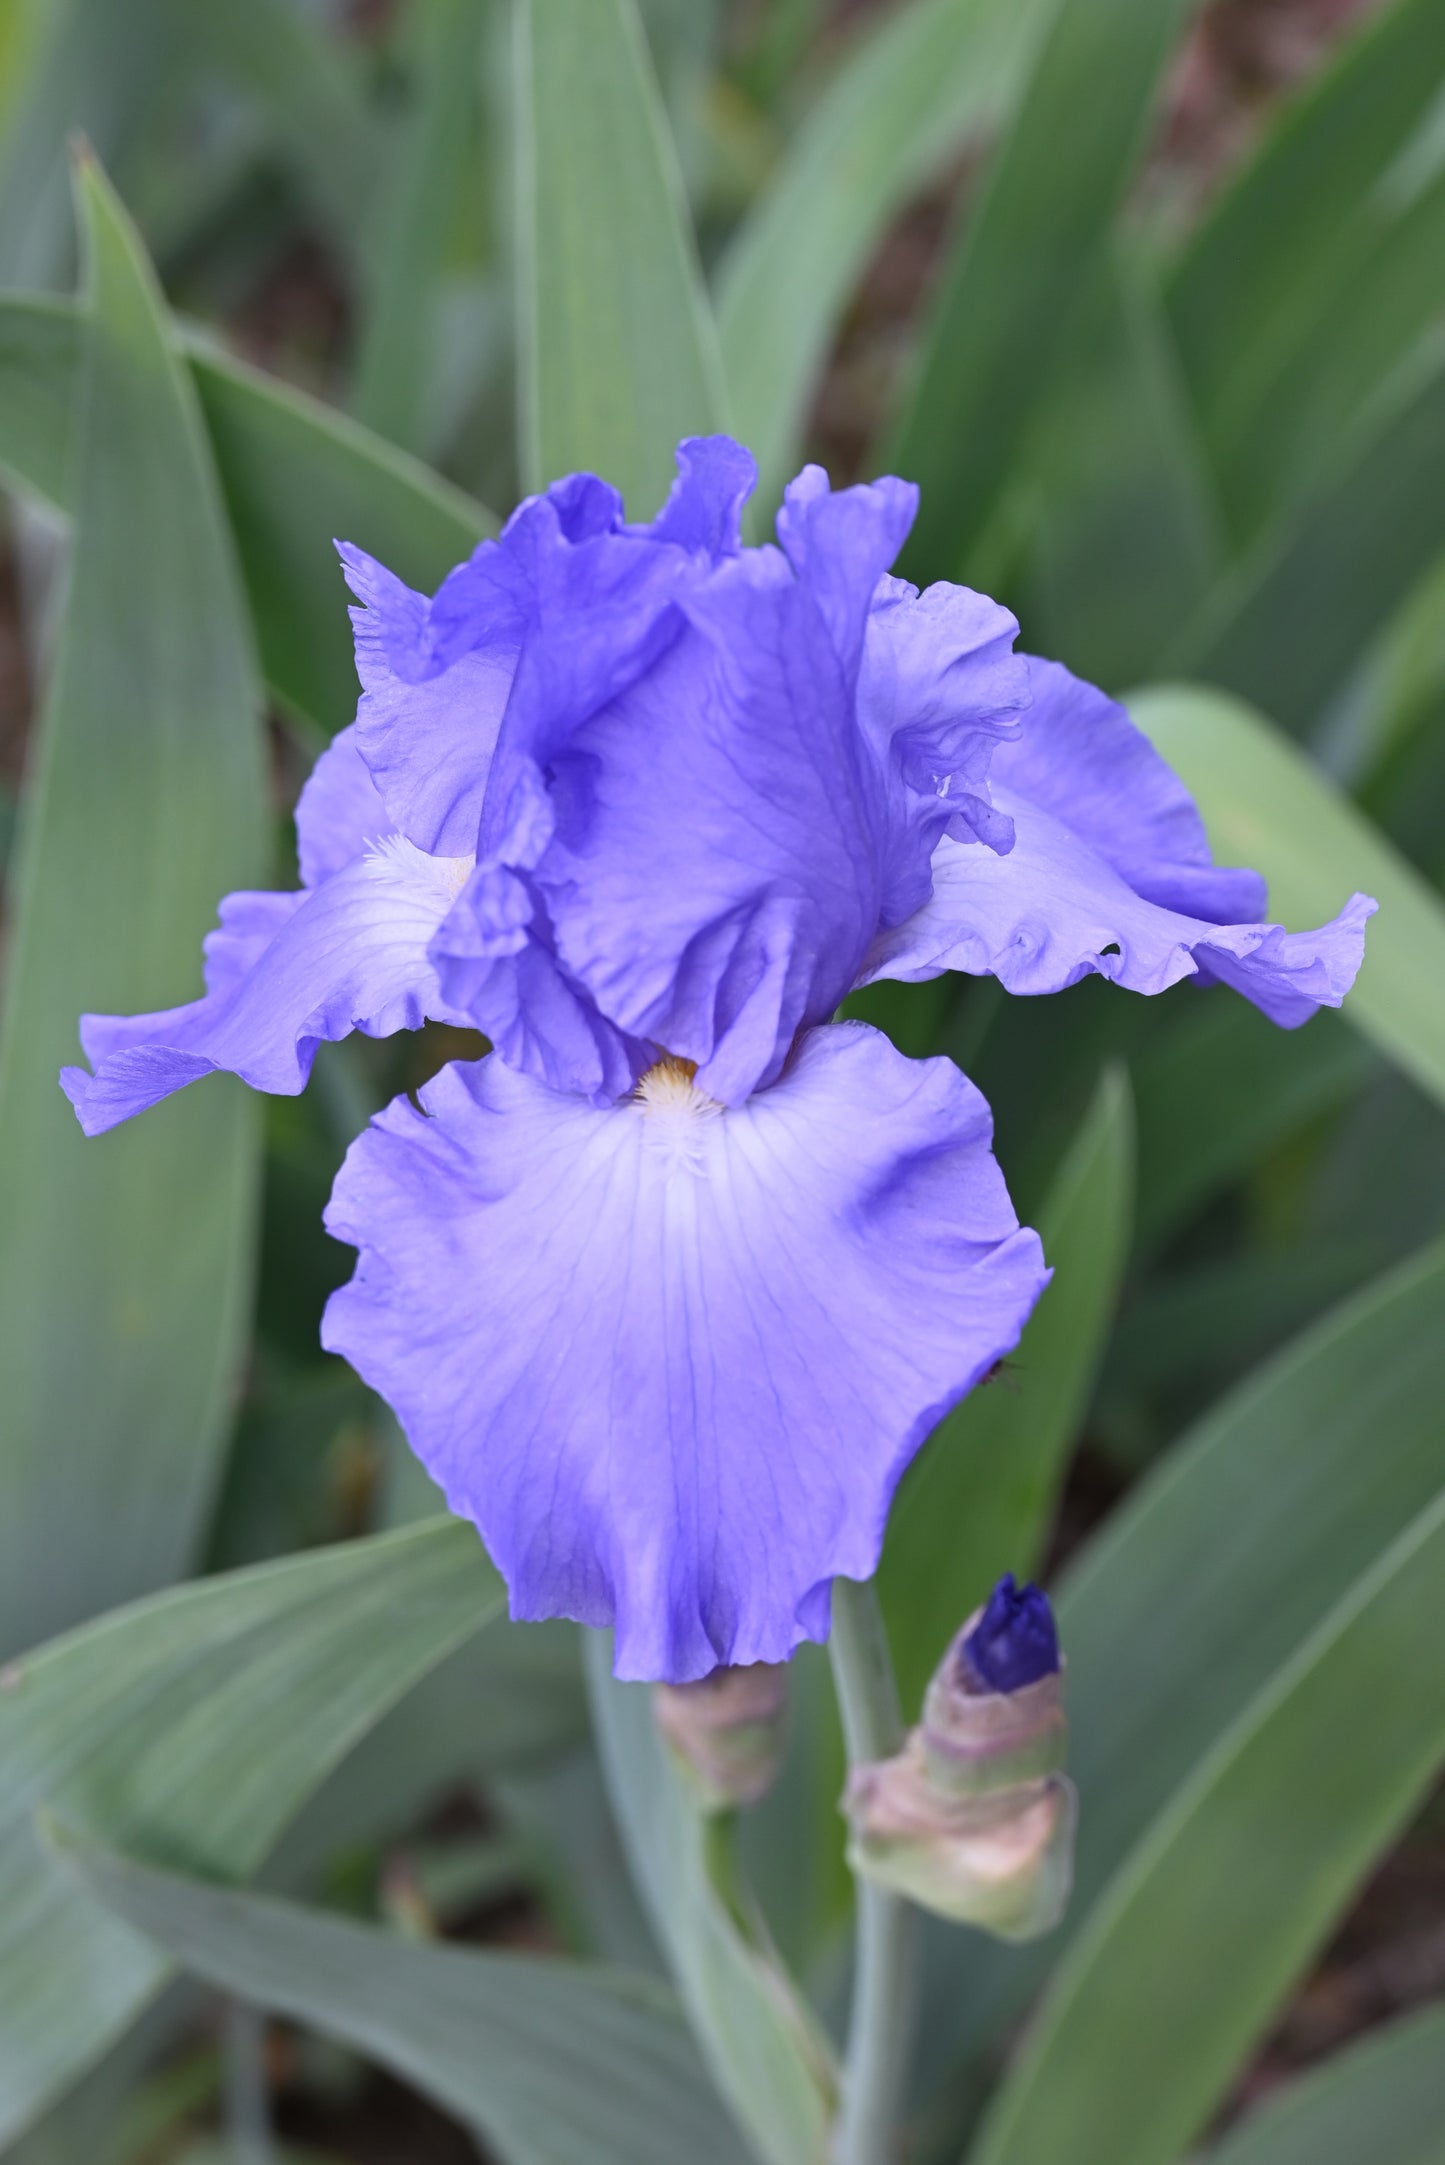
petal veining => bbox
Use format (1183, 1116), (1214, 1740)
(321, 1022), (1048, 1681)
(441, 467), (963, 1103)
(62, 842), (474, 1135)
(865, 656), (1375, 1027)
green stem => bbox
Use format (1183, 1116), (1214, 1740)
(223, 1999), (276, 2165)
(829, 1576), (920, 2165)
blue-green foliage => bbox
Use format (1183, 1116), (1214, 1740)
(0, 3), (1443, 2162)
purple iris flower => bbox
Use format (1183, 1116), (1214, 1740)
(61, 437), (1373, 1681)
(963, 1573), (1060, 1694)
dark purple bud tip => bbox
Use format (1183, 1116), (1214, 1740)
(963, 1574), (1059, 1694)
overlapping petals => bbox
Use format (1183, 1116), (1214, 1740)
(344, 438), (756, 859)
(859, 573), (1024, 877)
(443, 479), (911, 1103)
(865, 658), (1376, 1026)
(322, 1023), (1048, 1680)
(62, 437), (1038, 1137)
(421, 449), (1028, 1104)
(59, 431), (1377, 1683)
(61, 726), (472, 1136)
(340, 546), (518, 859)
(294, 719), (395, 879)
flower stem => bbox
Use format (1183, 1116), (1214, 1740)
(223, 1999), (276, 2165)
(829, 1576), (919, 2165)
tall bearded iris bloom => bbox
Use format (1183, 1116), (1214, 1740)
(62, 438), (1373, 1680)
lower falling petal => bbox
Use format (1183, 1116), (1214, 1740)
(61, 840), (472, 1136)
(321, 1021), (1048, 1683)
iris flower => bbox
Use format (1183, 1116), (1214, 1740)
(63, 438), (1372, 1680)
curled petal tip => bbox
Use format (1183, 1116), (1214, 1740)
(59, 1047), (218, 1134)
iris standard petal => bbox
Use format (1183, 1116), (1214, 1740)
(642, 433), (756, 554)
(338, 445), (1027, 1107)
(444, 467), (944, 1105)
(338, 437), (756, 865)
(62, 840), (473, 1135)
(341, 546), (517, 858)
(434, 861), (649, 1104)
(513, 535), (895, 1102)
(320, 1022), (1048, 1682)
(866, 657), (1375, 1025)
(859, 572), (1028, 920)
(773, 463), (917, 672)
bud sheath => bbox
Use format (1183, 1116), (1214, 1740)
(843, 1576), (1075, 1940)
(653, 1661), (788, 1812)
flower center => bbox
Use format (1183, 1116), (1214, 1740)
(635, 1055), (722, 1126)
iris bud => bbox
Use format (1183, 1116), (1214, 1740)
(653, 1661), (789, 1812)
(842, 1576), (1075, 1939)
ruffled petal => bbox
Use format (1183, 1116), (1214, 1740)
(642, 433), (756, 555)
(341, 548), (517, 858)
(337, 437), (758, 865)
(321, 1022), (1048, 1682)
(440, 468), (952, 1104)
(868, 794), (1374, 1022)
(774, 463), (917, 674)
(333, 445), (1028, 1105)
(61, 841), (473, 1136)
(1184, 896), (1377, 1024)
(997, 659), (1268, 920)
(866, 657), (1375, 1027)
(859, 572), (1028, 919)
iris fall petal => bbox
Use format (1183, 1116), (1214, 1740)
(867, 657), (1375, 1025)
(321, 1022), (1048, 1681)
(62, 840), (472, 1135)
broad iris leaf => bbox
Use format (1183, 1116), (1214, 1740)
(515, 0), (726, 506)
(0, 159), (266, 1654)
(972, 1484), (1445, 2165)
(1129, 683), (1445, 1113)
(884, 0), (1197, 583)
(0, 293), (497, 735)
(0, 1521), (501, 2145)
(52, 1835), (750, 2165)
(1201, 2002), (1445, 2165)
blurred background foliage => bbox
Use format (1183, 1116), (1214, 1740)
(1, 0), (1444, 2161)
